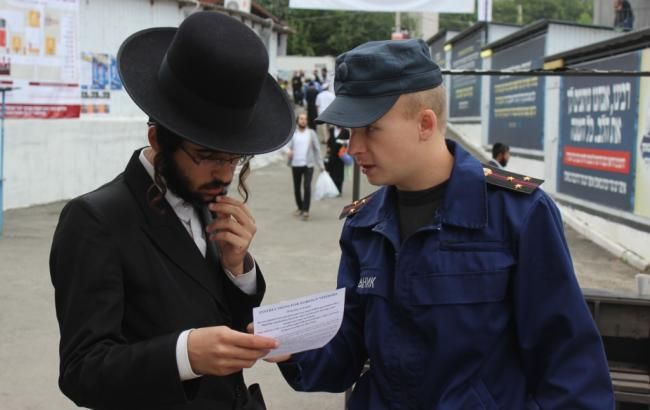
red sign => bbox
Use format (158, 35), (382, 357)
(3, 104), (81, 119)
(563, 146), (631, 174)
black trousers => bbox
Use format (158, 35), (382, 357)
(292, 166), (314, 212)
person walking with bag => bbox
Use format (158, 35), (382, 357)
(325, 126), (350, 195)
(287, 112), (324, 220)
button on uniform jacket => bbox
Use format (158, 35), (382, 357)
(280, 141), (613, 409)
(50, 150), (265, 410)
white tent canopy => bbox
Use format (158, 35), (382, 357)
(289, 0), (474, 13)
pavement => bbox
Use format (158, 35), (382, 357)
(0, 155), (640, 409)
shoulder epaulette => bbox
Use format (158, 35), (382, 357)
(482, 164), (544, 194)
(339, 192), (376, 220)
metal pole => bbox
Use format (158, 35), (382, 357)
(0, 89), (5, 235)
(352, 163), (360, 202)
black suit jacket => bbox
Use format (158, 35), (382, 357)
(50, 150), (265, 410)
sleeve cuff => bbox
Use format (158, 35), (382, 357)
(223, 254), (257, 295)
(176, 329), (202, 381)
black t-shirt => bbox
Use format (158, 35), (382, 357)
(396, 181), (448, 243)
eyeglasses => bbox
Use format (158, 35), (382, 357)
(179, 144), (252, 168)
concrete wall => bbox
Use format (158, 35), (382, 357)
(2, 0), (288, 210)
(4, 119), (146, 209)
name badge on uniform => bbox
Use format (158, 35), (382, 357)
(358, 276), (376, 289)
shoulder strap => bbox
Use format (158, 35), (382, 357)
(339, 192), (377, 220)
(482, 163), (544, 194)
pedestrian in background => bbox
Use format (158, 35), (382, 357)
(287, 112), (324, 220)
(614, 0), (634, 31)
(304, 79), (320, 130)
(490, 142), (510, 168)
(315, 82), (335, 143)
(325, 126), (350, 195)
(291, 71), (303, 106)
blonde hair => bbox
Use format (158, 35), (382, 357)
(402, 86), (447, 133)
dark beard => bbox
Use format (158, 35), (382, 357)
(499, 158), (508, 167)
(161, 154), (230, 207)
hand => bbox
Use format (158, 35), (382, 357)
(246, 323), (292, 363)
(188, 326), (278, 376)
(206, 196), (256, 275)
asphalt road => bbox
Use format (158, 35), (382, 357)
(0, 158), (639, 409)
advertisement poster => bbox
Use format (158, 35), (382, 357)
(557, 51), (640, 212)
(0, 0), (79, 119)
(634, 49), (650, 219)
(80, 51), (121, 115)
(449, 29), (484, 118)
(488, 34), (546, 151)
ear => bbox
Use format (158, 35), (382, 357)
(148, 125), (160, 153)
(418, 109), (437, 141)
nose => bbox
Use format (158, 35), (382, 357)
(211, 163), (235, 181)
(348, 127), (365, 156)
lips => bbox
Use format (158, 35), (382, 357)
(203, 188), (225, 198)
(359, 164), (375, 174)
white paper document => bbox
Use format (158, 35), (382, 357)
(253, 288), (345, 358)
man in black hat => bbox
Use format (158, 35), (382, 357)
(274, 39), (613, 409)
(50, 11), (294, 410)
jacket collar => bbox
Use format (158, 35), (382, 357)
(348, 139), (487, 230)
(123, 149), (230, 317)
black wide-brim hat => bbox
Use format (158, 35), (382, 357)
(118, 11), (295, 155)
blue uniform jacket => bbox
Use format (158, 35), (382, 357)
(279, 141), (613, 409)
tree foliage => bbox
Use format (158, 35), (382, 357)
(258, 0), (593, 56)
(258, 0), (416, 56)
(441, 0), (594, 32)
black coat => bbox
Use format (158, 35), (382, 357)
(50, 150), (265, 410)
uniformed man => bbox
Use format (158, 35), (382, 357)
(271, 39), (614, 409)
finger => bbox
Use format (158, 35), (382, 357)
(224, 330), (279, 350)
(212, 197), (255, 223)
(211, 231), (249, 251)
(210, 203), (255, 228)
(216, 344), (271, 361)
(246, 323), (254, 334)
(206, 218), (252, 240)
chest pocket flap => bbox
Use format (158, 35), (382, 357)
(410, 270), (509, 306)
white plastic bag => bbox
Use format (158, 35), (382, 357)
(313, 171), (340, 200)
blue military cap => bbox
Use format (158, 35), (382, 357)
(316, 38), (442, 128)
